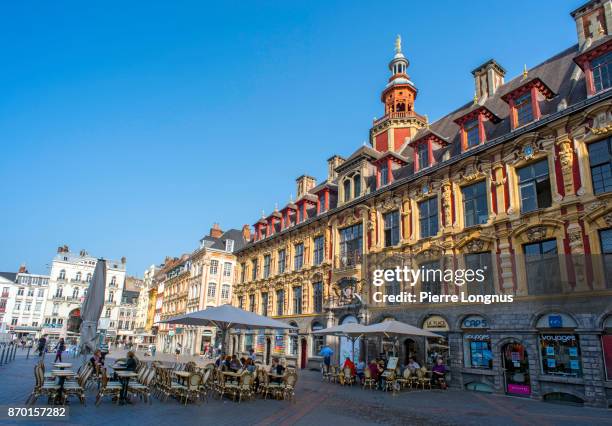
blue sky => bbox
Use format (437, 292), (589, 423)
(0, 0), (583, 276)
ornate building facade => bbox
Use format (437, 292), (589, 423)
(232, 0), (612, 407)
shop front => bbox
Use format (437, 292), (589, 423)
(422, 315), (449, 366)
(502, 341), (531, 396)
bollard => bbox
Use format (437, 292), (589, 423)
(26, 346), (31, 359)
(0, 345), (5, 365)
(11, 344), (17, 361)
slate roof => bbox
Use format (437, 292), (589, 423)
(200, 228), (248, 253)
(404, 44), (586, 161)
(0, 272), (16, 282)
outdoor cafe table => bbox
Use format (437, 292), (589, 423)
(174, 371), (191, 385)
(53, 363), (72, 370)
(115, 371), (139, 404)
(49, 370), (76, 404)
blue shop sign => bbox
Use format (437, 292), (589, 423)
(548, 315), (563, 328)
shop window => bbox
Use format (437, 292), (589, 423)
(423, 315), (449, 365)
(588, 138), (612, 194)
(602, 325), (612, 380)
(539, 334), (581, 377)
(517, 159), (552, 213)
(245, 333), (254, 352)
(312, 322), (324, 356)
(524, 239), (561, 295)
(466, 335), (492, 369)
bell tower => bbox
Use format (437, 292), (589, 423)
(370, 35), (427, 153)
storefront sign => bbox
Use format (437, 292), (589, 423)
(541, 334), (576, 343)
(465, 334), (490, 341)
(507, 384), (531, 395)
(536, 313), (577, 329)
(423, 315), (449, 331)
(462, 315), (488, 329)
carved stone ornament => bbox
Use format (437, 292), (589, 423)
(567, 226), (583, 245)
(441, 182), (452, 227)
(526, 226), (547, 241)
(556, 138), (574, 195)
(587, 200), (606, 212)
(605, 212), (612, 227)
(466, 239), (485, 253)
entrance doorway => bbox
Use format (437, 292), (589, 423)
(404, 338), (417, 365)
(265, 338), (271, 365)
(300, 338), (307, 369)
(502, 342), (531, 396)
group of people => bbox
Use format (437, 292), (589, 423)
(215, 349), (258, 374)
(337, 355), (449, 390)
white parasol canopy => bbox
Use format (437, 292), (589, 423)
(78, 259), (106, 356)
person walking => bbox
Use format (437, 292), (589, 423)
(37, 336), (47, 357)
(54, 338), (65, 362)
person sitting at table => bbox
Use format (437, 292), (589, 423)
(229, 355), (242, 372)
(90, 349), (104, 369)
(269, 357), (285, 383)
(407, 356), (420, 372)
(125, 351), (137, 371)
(431, 357), (449, 389)
(367, 359), (381, 387)
(376, 359), (386, 389)
(243, 358), (257, 373)
(342, 357), (356, 377)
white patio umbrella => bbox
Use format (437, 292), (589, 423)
(78, 259), (106, 356)
(161, 304), (295, 355)
(362, 320), (442, 358)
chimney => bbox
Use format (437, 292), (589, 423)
(209, 223), (223, 239)
(242, 224), (251, 242)
(471, 59), (506, 100)
(296, 175), (316, 198)
(18, 264), (28, 274)
(571, 0), (611, 48)
(327, 155), (345, 181)
(121, 256), (127, 264)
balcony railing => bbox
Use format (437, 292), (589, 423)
(335, 252), (363, 269)
(372, 110), (428, 126)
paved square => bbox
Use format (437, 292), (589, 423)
(1, 350), (610, 426)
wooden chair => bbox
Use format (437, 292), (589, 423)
(26, 363), (59, 405)
(383, 370), (396, 392)
(395, 368), (412, 390)
(176, 373), (201, 405)
(416, 367), (431, 390)
(342, 367), (354, 386)
(63, 366), (91, 405)
(362, 368), (376, 390)
(129, 368), (156, 404)
(282, 371), (298, 403)
(237, 372), (254, 403)
(95, 368), (122, 406)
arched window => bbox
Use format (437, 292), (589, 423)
(108, 291), (114, 303)
(86, 273), (92, 282)
(75, 272), (81, 281)
(55, 287), (63, 297)
(343, 179), (351, 202)
(110, 276), (116, 286)
(72, 287), (79, 299)
(289, 321), (299, 356)
(59, 270), (66, 280)
(396, 102), (406, 112)
(353, 174), (361, 197)
(312, 322), (324, 356)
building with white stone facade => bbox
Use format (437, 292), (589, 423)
(42, 246), (127, 345)
(0, 268), (50, 339)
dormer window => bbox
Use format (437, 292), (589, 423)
(515, 92), (533, 127)
(592, 51), (612, 92)
(380, 163), (389, 186)
(343, 179), (351, 202)
(353, 174), (361, 197)
(464, 119), (479, 148)
(417, 143), (429, 170)
(502, 78), (553, 130)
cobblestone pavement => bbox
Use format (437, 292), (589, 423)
(1, 350), (611, 426)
